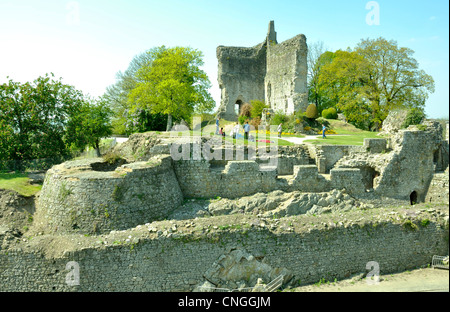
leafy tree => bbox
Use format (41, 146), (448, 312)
(318, 38), (434, 130)
(355, 37), (434, 129)
(128, 46), (215, 131)
(0, 74), (84, 163)
(104, 50), (157, 135)
(308, 41), (331, 112)
(319, 50), (371, 128)
(65, 98), (113, 157)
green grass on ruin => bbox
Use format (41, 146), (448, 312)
(0, 172), (42, 197)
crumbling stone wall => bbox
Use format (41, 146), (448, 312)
(34, 155), (183, 235)
(1, 208), (447, 291)
(216, 21), (308, 120)
(425, 170), (449, 204)
(265, 34), (308, 114)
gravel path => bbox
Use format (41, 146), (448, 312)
(291, 267), (449, 292)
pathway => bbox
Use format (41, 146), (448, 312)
(281, 135), (320, 145)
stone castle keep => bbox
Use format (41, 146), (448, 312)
(216, 21), (308, 120)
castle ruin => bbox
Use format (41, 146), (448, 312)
(216, 21), (308, 120)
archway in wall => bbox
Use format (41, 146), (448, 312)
(359, 166), (380, 191)
(235, 100), (243, 116)
(410, 191), (418, 205)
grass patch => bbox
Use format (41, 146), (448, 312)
(303, 120), (382, 146)
(304, 132), (380, 146)
(0, 172), (42, 197)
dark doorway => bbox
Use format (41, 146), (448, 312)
(410, 191), (418, 205)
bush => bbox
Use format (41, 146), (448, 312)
(250, 100), (269, 119)
(401, 108), (426, 129)
(270, 111), (288, 126)
(322, 107), (338, 119)
(239, 103), (252, 118)
(249, 117), (261, 130)
(305, 104), (319, 119)
(238, 115), (248, 125)
(316, 117), (330, 128)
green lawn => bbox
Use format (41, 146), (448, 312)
(304, 119), (384, 146)
(304, 132), (381, 146)
(0, 172), (42, 197)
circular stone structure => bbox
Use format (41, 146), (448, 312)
(35, 155), (183, 234)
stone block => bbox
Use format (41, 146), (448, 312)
(364, 139), (387, 154)
(330, 168), (365, 195)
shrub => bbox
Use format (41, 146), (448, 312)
(401, 108), (426, 129)
(249, 117), (261, 130)
(250, 100), (269, 119)
(239, 103), (252, 118)
(305, 104), (319, 119)
(238, 115), (248, 125)
(322, 107), (338, 119)
(270, 111), (288, 126)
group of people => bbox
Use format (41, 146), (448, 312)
(215, 117), (328, 140)
(216, 117), (283, 140)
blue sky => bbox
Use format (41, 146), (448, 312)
(0, 0), (448, 118)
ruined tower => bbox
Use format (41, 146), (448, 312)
(216, 21), (308, 121)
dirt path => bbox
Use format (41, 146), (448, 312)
(291, 268), (449, 292)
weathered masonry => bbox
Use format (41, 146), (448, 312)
(216, 21), (308, 120)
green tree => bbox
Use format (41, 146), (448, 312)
(128, 46), (215, 131)
(65, 98), (113, 157)
(104, 49), (157, 135)
(319, 50), (371, 128)
(307, 41), (333, 112)
(355, 37), (435, 129)
(318, 38), (434, 130)
(0, 74), (84, 163)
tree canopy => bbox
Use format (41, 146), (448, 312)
(0, 74), (84, 162)
(0, 74), (113, 170)
(65, 98), (113, 157)
(127, 46), (215, 131)
(310, 37), (434, 130)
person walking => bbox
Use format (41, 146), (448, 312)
(244, 121), (250, 141)
(215, 117), (220, 135)
(233, 122), (240, 139)
(277, 123), (283, 138)
(322, 124), (327, 139)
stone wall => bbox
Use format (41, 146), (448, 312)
(307, 145), (364, 174)
(265, 34), (308, 114)
(173, 160), (278, 199)
(34, 155), (183, 235)
(216, 44), (266, 120)
(1, 208), (447, 291)
(425, 171), (449, 204)
(216, 21), (308, 120)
